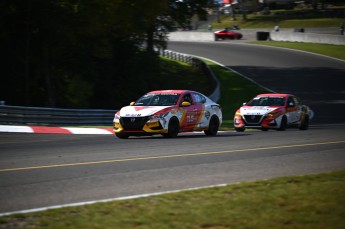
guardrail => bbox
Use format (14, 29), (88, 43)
(160, 50), (220, 102)
(0, 50), (220, 127)
(0, 105), (117, 126)
(269, 30), (345, 45)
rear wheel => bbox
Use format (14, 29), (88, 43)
(204, 116), (220, 136)
(277, 116), (287, 131)
(299, 116), (309, 130)
(163, 117), (179, 138)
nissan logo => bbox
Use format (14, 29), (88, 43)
(130, 117), (136, 123)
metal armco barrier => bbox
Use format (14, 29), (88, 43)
(1, 50), (220, 126)
(0, 105), (117, 126)
(160, 50), (220, 102)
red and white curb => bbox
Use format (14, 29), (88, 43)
(0, 125), (114, 134)
(0, 125), (232, 135)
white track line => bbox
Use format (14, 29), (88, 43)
(0, 184), (227, 217)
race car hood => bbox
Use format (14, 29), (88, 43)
(240, 106), (279, 115)
(119, 106), (174, 117)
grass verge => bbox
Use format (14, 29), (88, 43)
(203, 60), (269, 129)
(209, 12), (345, 30)
(1, 170), (344, 228)
(249, 41), (345, 61)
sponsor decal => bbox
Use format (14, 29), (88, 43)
(205, 111), (210, 120)
(134, 106), (154, 111)
(125, 114), (142, 117)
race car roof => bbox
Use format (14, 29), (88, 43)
(148, 90), (194, 94)
(256, 93), (292, 98)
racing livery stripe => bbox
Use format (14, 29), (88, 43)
(191, 104), (205, 129)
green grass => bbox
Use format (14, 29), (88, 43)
(208, 12), (345, 30)
(156, 57), (214, 96)
(1, 170), (344, 228)
(203, 60), (268, 129)
(249, 41), (345, 61)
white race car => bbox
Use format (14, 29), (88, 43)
(113, 90), (222, 138)
(234, 93), (313, 131)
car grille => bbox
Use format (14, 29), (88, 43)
(243, 115), (263, 124)
(120, 116), (149, 130)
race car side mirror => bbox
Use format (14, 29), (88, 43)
(130, 102), (135, 106)
(181, 101), (191, 107)
(288, 102), (294, 107)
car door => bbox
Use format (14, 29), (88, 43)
(191, 92), (207, 128)
(179, 93), (202, 130)
(286, 96), (301, 124)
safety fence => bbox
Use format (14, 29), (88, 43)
(0, 105), (117, 126)
(0, 50), (219, 126)
(160, 50), (220, 103)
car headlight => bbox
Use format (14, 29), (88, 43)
(266, 111), (281, 117)
(235, 112), (242, 117)
(149, 112), (169, 122)
(114, 113), (120, 120)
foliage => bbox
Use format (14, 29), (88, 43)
(0, 0), (210, 109)
(250, 41), (345, 61)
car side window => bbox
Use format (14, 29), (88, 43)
(293, 96), (301, 106)
(181, 93), (193, 105)
(287, 97), (295, 107)
(192, 93), (206, 104)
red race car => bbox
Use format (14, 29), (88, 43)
(234, 93), (313, 132)
(113, 90), (222, 138)
(214, 28), (243, 41)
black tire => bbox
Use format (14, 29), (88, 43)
(163, 117), (179, 138)
(299, 116), (309, 130)
(261, 128), (268, 131)
(204, 116), (220, 136)
(277, 116), (287, 131)
(235, 127), (245, 132)
(115, 132), (129, 139)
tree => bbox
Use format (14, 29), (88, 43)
(0, 0), (212, 109)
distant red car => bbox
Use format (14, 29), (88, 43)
(214, 28), (242, 41)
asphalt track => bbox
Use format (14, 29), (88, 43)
(168, 41), (345, 124)
(0, 41), (345, 215)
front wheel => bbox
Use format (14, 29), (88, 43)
(115, 132), (129, 139)
(204, 116), (220, 136)
(163, 117), (179, 138)
(235, 127), (245, 132)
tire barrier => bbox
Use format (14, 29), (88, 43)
(256, 31), (270, 41)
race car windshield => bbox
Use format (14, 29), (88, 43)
(247, 97), (285, 106)
(135, 94), (180, 106)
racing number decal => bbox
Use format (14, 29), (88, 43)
(180, 104), (204, 129)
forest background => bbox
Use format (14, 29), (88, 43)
(0, 0), (210, 109)
(1, 0), (342, 109)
